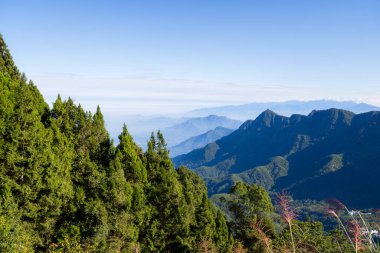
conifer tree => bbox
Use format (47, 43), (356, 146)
(0, 35), (237, 252)
(0, 34), (20, 80)
(116, 124), (147, 183)
(228, 182), (275, 252)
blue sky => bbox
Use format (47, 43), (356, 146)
(2, 0), (380, 115)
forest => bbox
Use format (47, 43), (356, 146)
(0, 35), (378, 252)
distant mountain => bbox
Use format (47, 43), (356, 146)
(174, 108), (380, 209)
(169, 127), (234, 157)
(190, 100), (380, 121)
(106, 115), (188, 147)
(162, 115), (241, 146)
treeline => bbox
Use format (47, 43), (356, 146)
(0, 35), (369, 252)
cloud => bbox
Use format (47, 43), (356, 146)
(30, 73), (318, 115)
(30, 72), (380, 117)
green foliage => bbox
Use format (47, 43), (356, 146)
(271, 220), (354, 253)
(0, 35), (233, 252)
(0, 34), (21, 81)
(222, 183), (356, 252)
(227, 182), (274, 252)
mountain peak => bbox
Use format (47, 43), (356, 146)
(239, 109), (288, 130)
(254, 109), (284, 127)
(259, 109), (277, 117)
(206, 114), (221, 118)
(308, 108), (355, 126)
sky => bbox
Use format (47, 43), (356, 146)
(2, 0), (380, 116)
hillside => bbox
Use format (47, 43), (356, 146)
(169, 127), (234, 157)
(174, 108), (380, 209)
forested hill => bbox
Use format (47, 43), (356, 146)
(174, 108), (380, 209)
(0, 35), (232, 252)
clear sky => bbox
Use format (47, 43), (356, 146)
(2, 0), (380, 116)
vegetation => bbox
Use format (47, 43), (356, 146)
(1, 35), (379, 252)
(225, 187), (378, 253)
(0, 35), (231, 252)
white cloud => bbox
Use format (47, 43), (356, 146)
(30, 72), (380, 117)
(30, 73), (319, 116)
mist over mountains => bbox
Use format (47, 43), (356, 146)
(107, 100), (380, 152)
(107, 114), (241, 149)
(169, 126), (234, 157)
(161, 115), (241, 147)
(189, 100), (380, 120)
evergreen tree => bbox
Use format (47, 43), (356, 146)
(228, 182), (275, 252)
(0, 34), (20, 80)
(0, 34), (235, 252)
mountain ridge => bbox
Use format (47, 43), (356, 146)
(174, 108), (380, 208)
(190, 100), (380, 120)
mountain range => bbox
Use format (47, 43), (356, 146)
(169, 126), (234, 157)
(190, 100), (380, 120)
(161, 115), (241, 147)
(174, 108), (380, 209)
(106, 100), (379, 151)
